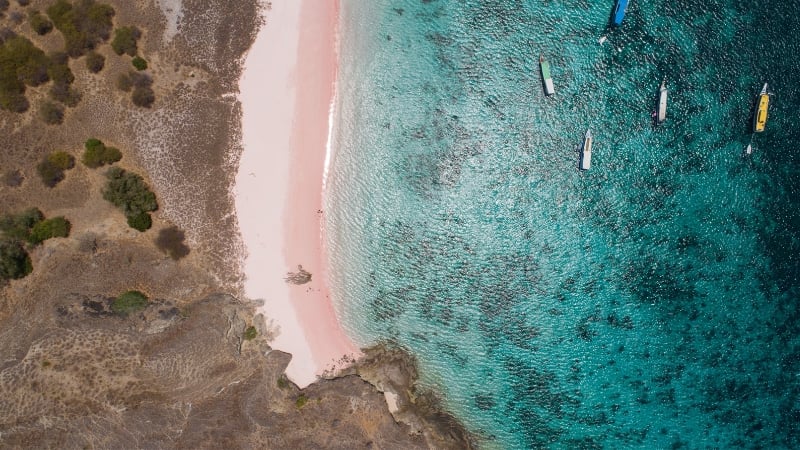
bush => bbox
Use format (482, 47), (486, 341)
(0, 238), (32, 281)
(111, 290), (148, 316)
(48, 151), (75, 170)
(85, 50), (104, 72)
(126, 212), (151, 231)
(110, 26), (140, 56)
(0, 207), (43, 241)
(18, 0), (31, 6)
(115, 73), (132, 91)
(0, 34), (50, 112)
(154, 226), (189, 259)
(295, 394), (308, 409)
(131, 56), (147, 71)
(47, 56), (74, 85)
(28, 216), (70, 244)
(131, 86), (154, 108)
(102, 167), (158, 230)
(39, 101), (64, 125)
(36, 151), (73, 187)
(243, 326), (257, 340)
(49, 82), (81, 107)
(47, 0), (115, 57)
(81, 138), (121, 168)
(29, 10), (53, 35)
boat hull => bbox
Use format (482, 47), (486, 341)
(613, 0), (629, 25)
(657, 86), (667, 122)
(580, 131), (592, 170)
(754, 84), (769, 133)
(540, 59), (554, 95)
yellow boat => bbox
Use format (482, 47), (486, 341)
(754, 83), (769, 133)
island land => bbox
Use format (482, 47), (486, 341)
(0, 0), (472, 447)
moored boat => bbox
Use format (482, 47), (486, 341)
(540, 55), (554, 95)
(613, 0), (629, 26)
(580, 129), (593, 170)
(753, 83), (769, 133)
(657, 79), (667, 123)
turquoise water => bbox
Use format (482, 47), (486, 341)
(326, 0), (800, 448)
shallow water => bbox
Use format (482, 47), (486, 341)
(327, 0), (800, 448)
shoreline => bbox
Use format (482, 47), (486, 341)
(235, 0), (359, 388)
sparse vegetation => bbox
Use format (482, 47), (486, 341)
(277, 376), (289, 389)
(111, 290), (148, 316)
(110, 25), (140, 56)
(243, 326), (257, 340)
(36, 151), (74, 187)
(102, 167), (158, 231)
(115, 72), (132, 91)
(28, 216), (70, 244)
(81, 138), (121, 168)
(116, 70), (154, 107)
(85, 50), (104, 72)
(0, 237), (32, 281)
(154, 226), (189, 260)
(29, 10), (53, 35)
(131, 55), (147, 71)
(39, 101), (64, 124)
(46, 0), (115, 57)
(295, 394), (308, 409)
(131, 85), (154, 108)
(2, 169), (23, 187)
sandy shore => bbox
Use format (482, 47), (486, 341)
(235, 0), (359, 388)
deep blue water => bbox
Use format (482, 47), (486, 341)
(326, 0), (800, 448)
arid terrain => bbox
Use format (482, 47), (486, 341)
(0, 0), (472, 448)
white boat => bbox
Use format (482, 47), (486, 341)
(580, 129), (593, 170)
(657, 79), (667, 123)
(540, 55), (554, 96)
(745, 143), (752, 155)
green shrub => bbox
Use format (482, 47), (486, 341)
(28, 216), (70, 244)
(295, 394), (308, 409)
(29, 10), (53, 35)
(111, 290), (148, 316)
(131, 86), (154, 108)
(110, 26), (140, 56)
(85, 50), (104, 73)
(126, 212), (151, 232)
(81, 138), (121, 168)
(0, 208), (43, 241)
(46, 0), (115, 57)
(0, 238), (32, 281)
(36, 151), (74, 187)
(48, 151), (75, 170)
(243, 326), (257, 340)
(0, 34), (51, 112)
(102, 167), (158, 230)
(154, 226), (189, 259)
(131, 56), (147, 71)
(39, 101), (64, 125)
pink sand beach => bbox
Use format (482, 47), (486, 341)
(235, 0), (359, 388)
